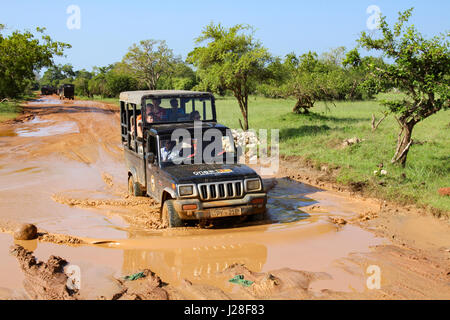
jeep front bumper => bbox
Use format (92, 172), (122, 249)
(172, 193), (267, 220)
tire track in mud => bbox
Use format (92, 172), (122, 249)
(51, 191), (164, 231)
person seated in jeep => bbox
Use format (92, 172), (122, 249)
(190, 110), (201, 121)
(160, 140), (177, 162)
(136, 104), (153, 138)
(138, 102), (157, 124)
(151, 98), (167, 121)
(167, 98), (185, 121)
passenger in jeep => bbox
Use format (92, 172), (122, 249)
(190, 110), (201, 121)
(152, 99), (166, 121)
(167, 98), (185, 121)
(137, 103), (155, 134)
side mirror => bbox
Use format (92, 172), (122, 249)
(147, 152), (155, 164)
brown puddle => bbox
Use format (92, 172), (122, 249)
(0, 129), (17, 137)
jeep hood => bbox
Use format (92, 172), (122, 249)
(163, 163), (259, 184)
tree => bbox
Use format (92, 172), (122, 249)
(86, 65), (114, 98)
(157, 60), (197, 90)
(105, 72), (138, 97)
(0, 25), (70, 98)
(88, 74), (107, 98)
(257, 56), (290, 98)
(282, 52), (338, 113)
(40, 64), (76, 87)
(320, 46), (347, 67)
(343, 49), (390, 100)
(61, 64), (75, 79)
(73, 69), (93, 97)
(187, 23), (271, 130)
(358, 8), (450, 167)
(122, 39), (175, 90)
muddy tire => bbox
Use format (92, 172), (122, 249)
(128, 175), (145, 197)
(161, 200), (183, 228)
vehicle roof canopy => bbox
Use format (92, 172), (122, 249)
(119, 90), (214, 105)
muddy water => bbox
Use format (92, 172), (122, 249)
(86, 178), (384, 295)
(0, 97), (386, 298)
(15, 116), (79, 137)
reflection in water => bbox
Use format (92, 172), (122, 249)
(28, 99), (63, 105)
(116, 179), (324, 289)
(0, 129), (17, 137)
(15, 121), (79, 137)
(266, 178), (319, 223)
(122, 242), (267, 288)
(0, 116), (80, 138)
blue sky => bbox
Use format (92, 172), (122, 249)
(1, 0), (448, 71)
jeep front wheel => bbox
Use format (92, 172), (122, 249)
(161, 200), (183, 228)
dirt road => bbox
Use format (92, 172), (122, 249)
(0, 96), (448, 299)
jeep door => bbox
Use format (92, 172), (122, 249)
(145, 134), (162, 201)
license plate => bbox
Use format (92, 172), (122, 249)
(209, 207), (242, 218)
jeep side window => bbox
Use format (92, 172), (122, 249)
(147, 135), (158, 163)
(126, 102), (143, 153)
(127, 103), (136, 151)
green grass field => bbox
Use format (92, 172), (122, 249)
(0, 93), (38, 123)
(77, 95), (120, 106)
(215, 94), (450, 215)
(0, 100), (22, 122)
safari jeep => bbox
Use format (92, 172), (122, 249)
(59, 84), (75, 100)
(119, 90), (267, 228)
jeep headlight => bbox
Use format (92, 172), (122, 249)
(178, 184), (194, 197)
(245, 178), (261, 192)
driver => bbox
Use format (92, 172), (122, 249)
(160, 140), (176, 161)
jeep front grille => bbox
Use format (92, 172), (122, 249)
(198, 181), (243, 200)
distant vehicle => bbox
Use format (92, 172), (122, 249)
(120, 90), (267, 228)
(41, 85), (56, 95)
(59, 84), (75, 100)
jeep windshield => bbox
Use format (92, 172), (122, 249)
(142, 97), (214, 124)
(159, 134), (237, 166)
